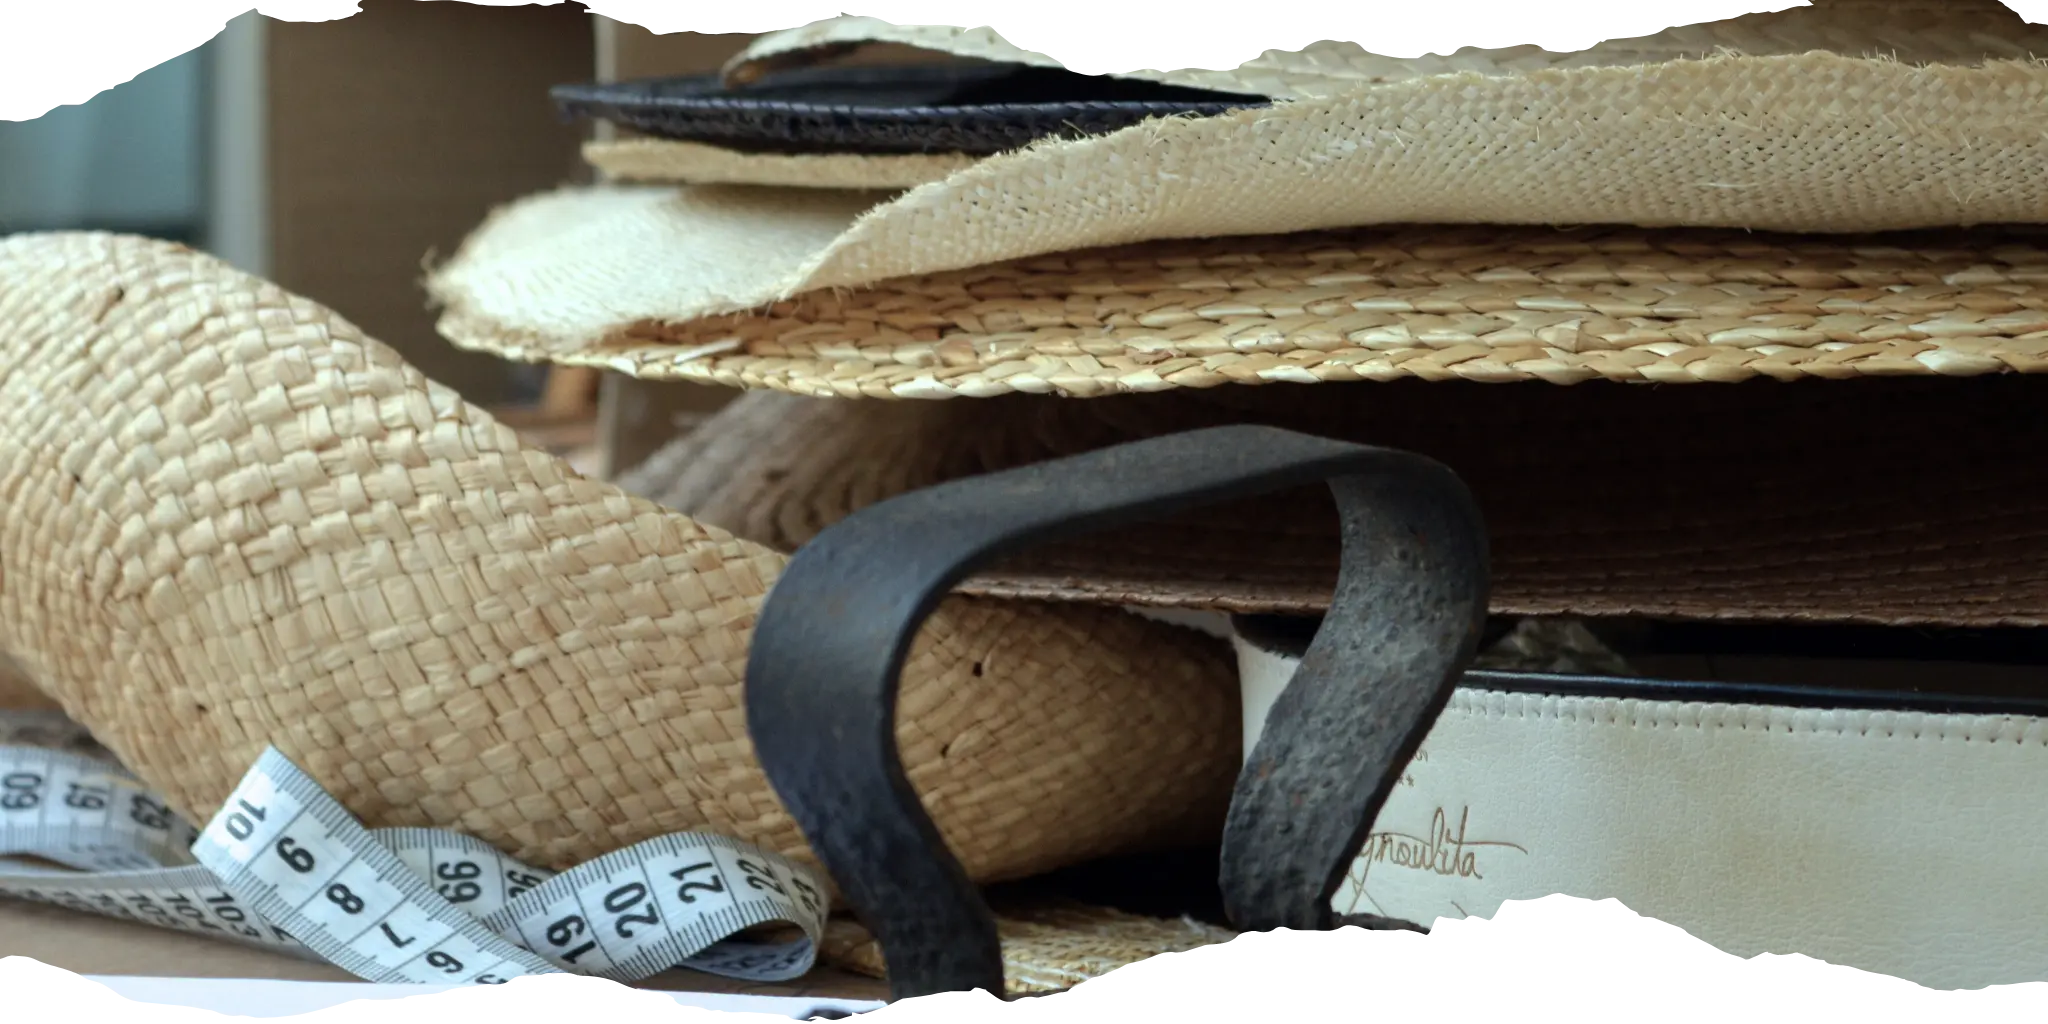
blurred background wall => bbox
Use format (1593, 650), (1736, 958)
(0, 44), (207, 243)
(0, 2), (751, 470)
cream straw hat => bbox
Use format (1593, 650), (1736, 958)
(433, 0), (2048, 381)
(396, 0), (2048, 992)
(0, 232), (1242, 895)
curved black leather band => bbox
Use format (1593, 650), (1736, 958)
(744, 425), (1490, 1000)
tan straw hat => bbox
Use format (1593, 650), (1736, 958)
(0, 232), (1243, 893)
(593, 2), (2048, 195)
(620, 372), (2048, 627)
(406, 0), (2048, 992)
(446, 223), (2048, 400)
(429, 0), (2048, 376)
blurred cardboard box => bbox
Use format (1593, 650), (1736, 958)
(255, 1), (593, 407)
(586, 19), (758, 478)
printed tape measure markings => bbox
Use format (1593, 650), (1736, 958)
(0, 734), (830, 988)
(195, 747), (568, 984)
(1, 747), (194, 870)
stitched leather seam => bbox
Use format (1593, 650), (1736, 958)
(1441, 688), (2048, 745)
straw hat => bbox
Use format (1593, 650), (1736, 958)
(619, 370), (2048, 628)
(0, 232), (1244, 892)
(588, 0), (2048, 189)
(411, 0), (2048, 991)
(431, 0), (2048, 375)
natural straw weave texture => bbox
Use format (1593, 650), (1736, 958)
(584, 138), (970, 189)
(621, 375), (2048, 628)
(0, 232), (1243, 886)
(819, 901), (1236, 995)
(433, 0), (2048, 356)
(455, 225), (2048, 400)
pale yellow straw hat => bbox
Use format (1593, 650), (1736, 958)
(590, 0), (2048, 197)
(0, 232), (1243, 897)
(432, 0), (2048, 388)
(621, 370), (2048, 629)
(370, 0), (2048, 990)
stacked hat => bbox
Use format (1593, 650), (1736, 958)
(0, 231), (1247, 994)
(6, 0), (2048, 1000)
(420, 0), (2048, 996)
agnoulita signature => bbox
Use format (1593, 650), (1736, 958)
(1341, 805), (1529, 919)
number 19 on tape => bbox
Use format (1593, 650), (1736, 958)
(183, 747), (828, 987)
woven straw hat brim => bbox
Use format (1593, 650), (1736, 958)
(0, 232), (1243, 891)
(621, 374), (2048, 628)
(446, 224), (2048, 400)
(429, 2), (2048, 355)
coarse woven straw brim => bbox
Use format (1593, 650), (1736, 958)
(442, 224), (2048, 401)
(428, 0), (2048, 356)
(0, 232), (1244, 891)
(618, 374), (2048, 628)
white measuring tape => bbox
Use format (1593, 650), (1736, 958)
(0, 713), (830, 987)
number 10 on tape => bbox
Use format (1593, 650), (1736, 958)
(192, 750), (560, 985)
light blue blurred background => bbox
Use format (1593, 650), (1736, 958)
(0, 10), (265, 279)
(0, 42), (211, 246)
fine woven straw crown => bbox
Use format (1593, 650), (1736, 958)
(431, 0), (2048, 382)
(0, 232), (1243, 890)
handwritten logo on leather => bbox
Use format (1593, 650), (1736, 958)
(1342, 805), (1527, 919)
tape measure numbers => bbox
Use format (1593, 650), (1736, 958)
(0, 732), (831, 987)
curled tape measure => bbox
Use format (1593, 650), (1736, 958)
(0, 714), (830, 987)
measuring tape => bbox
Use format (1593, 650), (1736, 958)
(0, 714), (830, 987)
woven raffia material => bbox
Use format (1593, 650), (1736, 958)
(0, 232), (1243, 887)
(584, 138), (971, 189)
(818, 901), (1236, 995)
(451, 224), (2048, 400)
(619, 374), (2048, 628)
(433, 0), (2048, 357)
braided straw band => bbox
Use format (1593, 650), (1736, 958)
(623, 374), (2048, 628)
(451, 224), (2048, 400)
(0, 232), (1243, 893)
